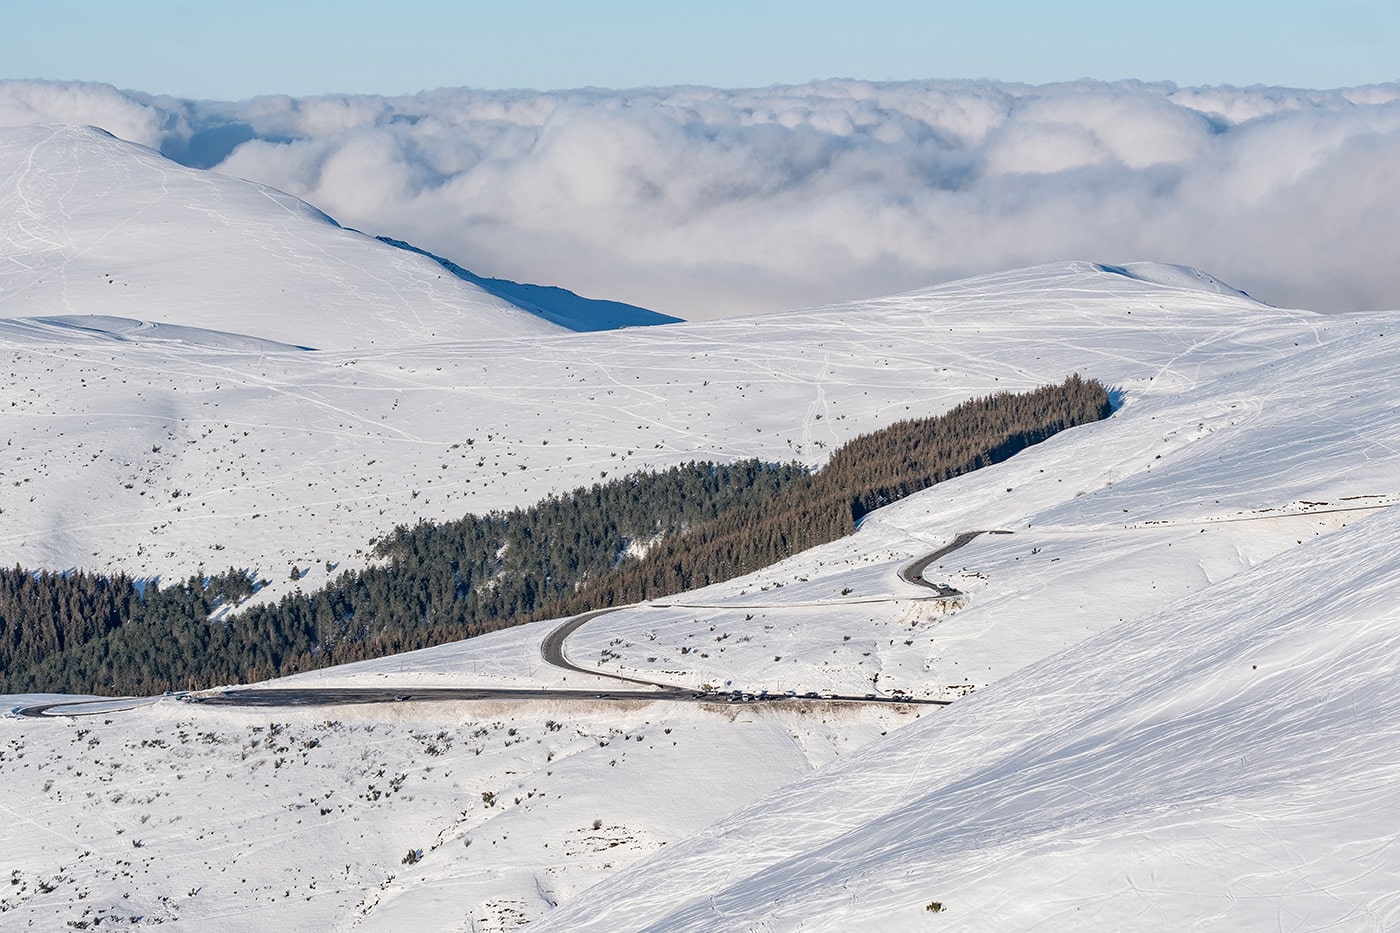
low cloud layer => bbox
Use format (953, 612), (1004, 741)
(4, 78), (1399, 317)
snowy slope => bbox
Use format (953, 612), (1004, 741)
(0, 124), (565, 349)
(0, 259), (1298, 596)
(0, 314), (307, 352)
(1095, 260), (1262, 302)
(5, 258), (1400, 931)
(532, 504), (1400, 932)
(0, 688), (917, 931)
(375, 236), (682, 331)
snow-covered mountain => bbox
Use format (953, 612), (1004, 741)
(0, 124), (674, 350)
(4, 133), (1399, 931)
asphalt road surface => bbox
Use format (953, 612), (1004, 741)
(15, 533), (998, 717)
(538, 607), (673, 688)
(898, 529), (1011, 594)
(18, 688), (948, 716)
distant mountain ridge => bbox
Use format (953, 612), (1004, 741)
(0, 125), (674, 349)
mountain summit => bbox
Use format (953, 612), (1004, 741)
(0, 125), (633, 349)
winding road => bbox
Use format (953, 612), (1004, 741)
(538, 607), (673, 688)
(15, 532), (1004, 717)
(898, 529), (1013, 594)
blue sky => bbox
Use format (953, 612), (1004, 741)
(3, 0), (1396, 98)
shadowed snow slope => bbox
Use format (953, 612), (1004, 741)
(0, 124), (565, 349)
(1094, 261), (1261, 302)
(3, 315), (308, 352)
(375, 236), (681, 331)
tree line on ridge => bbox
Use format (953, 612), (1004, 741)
(0, 375), (1110, 695)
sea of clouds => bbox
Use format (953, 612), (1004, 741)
(3, 78), (1398, 318)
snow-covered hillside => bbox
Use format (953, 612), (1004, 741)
(0, 253), (1319, 597)
(374, 236), (682, 332)
(0, 124), (588, 349)
(4, 150), (1400, 929)
(533, 505), (1400, 931)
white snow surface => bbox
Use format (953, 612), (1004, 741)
(0, 124), (564, 349)
(0, 243), (1326, 601)
(535, 506), (1400, 932)
(3, 158), (1400, 929)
